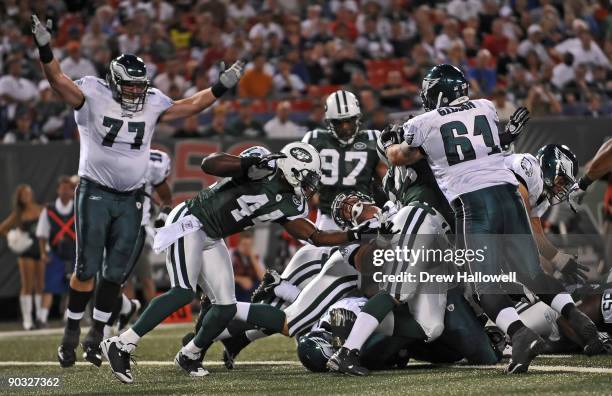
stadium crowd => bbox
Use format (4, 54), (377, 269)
(0, 0), (611, 143)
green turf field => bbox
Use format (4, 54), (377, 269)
(0, 323), (610, 395)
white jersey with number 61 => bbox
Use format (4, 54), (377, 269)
(401, 99), (517, 202)
(74, 76), (173, 192)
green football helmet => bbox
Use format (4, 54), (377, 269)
(107, 54), (149, 112)
(420, 64), (469, 111)
(297, 330), (334, 373)
(536, 144), (578, 205)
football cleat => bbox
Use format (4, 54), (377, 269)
(251, 269), (281, 303)
(221, 335), (251, 370)
(101, 336), (135, 384)
(174, 351), (209, 377)
(57, 327), (80, 368)
(565, 307), (604, 356)
(118, 299), (141, 331)
(506, 326), (548, 374)
(82, 328), (103, 367)
(326, 347), (369, 376)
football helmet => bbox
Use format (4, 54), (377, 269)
(277, 142), (321, 199)
(331, 191), (375, 229)
(420, 64), (469, 111)
(536, 144), (578, 205)
(107, 54), (149, 112)
(324, 90), (361, 146)
(239, 145), (271, 158)
(297, 330), (334, 372)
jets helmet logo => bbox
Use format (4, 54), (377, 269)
(290, 147), (312, 163)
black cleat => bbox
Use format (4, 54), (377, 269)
(251, 269), (281, 303)
(327, 347), (369, 376)
(101, 336), (135, 384)
(57, 327), (80, 368)
(82, 328), (103, 367)
(506, 326), (547, 374)
(566, 307), (604, 356)
(174, 351), (209, 377)
(118, 299), (141, 331)
(221, 335), (251, 369)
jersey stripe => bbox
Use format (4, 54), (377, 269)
(284, 259), (322, 284)
(388, 206), (420, 282)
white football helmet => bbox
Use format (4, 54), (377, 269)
(277, 142), (322, 198)
(324, 90), (361, 146)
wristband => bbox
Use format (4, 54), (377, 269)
(550, 251), (570, 270)
(211, 81), (229, 98)
(38, 44), (54, 63)
(578, 175), (593, 191)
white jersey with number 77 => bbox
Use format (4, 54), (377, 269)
(401, 99), (517, 202)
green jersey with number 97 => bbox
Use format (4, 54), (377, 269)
(186, 171), (308, 239)
(303, 129), (381, 215)
(401, 99), (517, 203)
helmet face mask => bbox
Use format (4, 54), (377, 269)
(325, 90), (361, 146)
(536, 144), (578, 205)
(107, 54), (149, 113)
(292, 168), (321, 200)
(327, 116), (360, 146)
(331, 191), (375, 229)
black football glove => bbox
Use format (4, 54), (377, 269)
(505, 106), (530, 137)
(380, 123), (402, 150)
(154, 206), (172, 228)
(552, 252), (589, 284)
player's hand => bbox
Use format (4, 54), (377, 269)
(218, 60), (245, 89)
(154, 206), (172, 228)
(568, 182), (587, 213)
(348, 220), (397, 243)
(505, 106), (529, 136)
(380, 123), (402, 150)
(552, 252), (589, 284)
(245, 152), (286, 180)
(31, 15), (52, 47)
(376, 201), (398, 224)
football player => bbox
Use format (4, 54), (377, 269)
(382, 63), (603, 373)
(569, 138), (612, 209)
(31, 15), (245, 368)
(101, 142), (384, 383)
(505, 144), (589, 284)
(104, 149), (173, 336)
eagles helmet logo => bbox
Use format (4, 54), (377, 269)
(290, 147), (313, 163)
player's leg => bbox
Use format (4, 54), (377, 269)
(502, 186), (603, 355)
(17, 258), (34, 330)
(58, 180), (110, 367)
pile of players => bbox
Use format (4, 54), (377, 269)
(29, 14), (611, 384)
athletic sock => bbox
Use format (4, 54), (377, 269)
(92, 278), (121, 332)
(19, 295), (33, 329)
(235, 302), (286, 334)
(344, 312), (379, 351)
(34, 294), (42, 321)
(495, 306), (524, 336)
(120, 293), (133, 315)
(550, 293), (575, 317)
(274, 281), (300, 303)
(38, 307), (49, 323)
(132, 287), (194, 337)
(65, 287), (93, 331)
(193, 304), (237, 350)
(118, 328), (140, 352)
(106, 296), (123, 327)
(181, 339), (202, 359)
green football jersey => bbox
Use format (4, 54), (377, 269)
(303, 128), (381, 215)
(186, 172), (308, 239)
(383, 159), (455, 230)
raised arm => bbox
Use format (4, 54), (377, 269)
(282, 218), (353, 246)
(0, 212), (18, 237)
(582, 139), (612, 184)
(159, 61), (245, 122)
(31, 15), (85, 109)
(386, 143), (424, 166)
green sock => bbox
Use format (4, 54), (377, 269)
(193, 304), (237, 349)
(392, 304), (426, 340)
(362, 292), (396, 322)
(246, 303), (286, 333)
(132, 287), (194, 336)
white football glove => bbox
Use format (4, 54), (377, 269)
(568, 182), (587, 213)
(31, 15), (52, 47)
(219, 60), (245, 89)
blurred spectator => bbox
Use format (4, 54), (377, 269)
(368, 108), (388, 131)
(346, 70), (372, 94)
(483, 18), (509, 58)
(507, 65), (532, 103)
(303, 43), (326, 85)
(239, 53), (274, 98)
(232, 231), (264, 302)
(117, 20), (141, 55)
(80, 18), (109, 58)
(273, 58), (306, 97)
(141, 0), (174, 23)
(356, 17), (393, 59)
(229, 100), (266, 138)
(228, 0), (256, 23)
(153, 59), (188, 95)
(264, 101), (303, 138)
(447, 0), (482, 22)
(584, 93), (604, 118)
(0, 57), (38, 122)
(462, 27), (480, 59)
(591, 65), (612, 99)
(467, 49), (497, 97)
(173, 115), (204, 139)
(389, 20), (413, 58)
(525, 83), (562, 117)
(551, 52), (575, 90)
(330, 44), (366, 85)
(249, 9), (283, 41)
(434, 19), (461, 57)
(379, 70), (408, 110)
(3, 106), (46, 144)
(59, 41), (98, 80)
(301, 4), (326, 41)
(563, 63), (595, 104)
(184, 72), (208, 99)
(36, 81), (70, 141)
(554, 20), (610, 68)
(358, 89), (379, 126)
(92, 46), (113, 78)
(497, 38), (524, 78)
(202, 105), (232, 138)
(492, 88), (517, 122)
(302, 103), (326, 131)
(518, 24), (550, 63)
(446, 41), (468, 72)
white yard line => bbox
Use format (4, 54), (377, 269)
(0, 323), (193, 339)
(0, 361), (610, 374)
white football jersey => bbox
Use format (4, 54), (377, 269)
(402, 99), (517, 202)
(504, 153), (549, 218)
(142, 150), (172, 225)
(74, 76), (173, 191)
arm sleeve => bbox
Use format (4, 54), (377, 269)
(35, 208), (50, 239)
(149, 152), (172, 187)
(401, 117), (426, 148)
